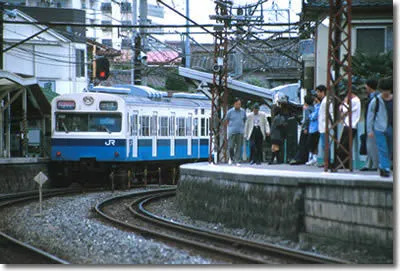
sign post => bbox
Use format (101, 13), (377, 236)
(34, 171), (48, 216)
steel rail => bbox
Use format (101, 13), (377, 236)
(134, 192), (352, 264)
(95, 188), (268, 264)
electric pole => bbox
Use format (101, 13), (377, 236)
(131, 0), (137, 85)
(0, 2), (4, 70)
(184, 0), (190, 68)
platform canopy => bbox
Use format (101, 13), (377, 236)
(0, 70), (52, 158)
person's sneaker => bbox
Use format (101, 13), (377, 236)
(228, 159), (232, 165)
(379, 169), (390, 177)
(236, 163), (241, 166)
(256, 162), (261, 165)
(250, 160), (255, 165)
(306, 158), (317, 166)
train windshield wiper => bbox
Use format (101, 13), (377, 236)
(62, 122), (69, 133)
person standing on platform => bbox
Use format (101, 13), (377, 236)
(316, 84), (332, 167)
(244, 103), (270, 165)
(290, 94), (314, 165)
(367, 77), (393, 177)
(225, 98), (247, 166)
(360, 78), (379, 171)
(305, 93), (321, 166)
(269, 93), (290, 164)
(336, 89), (361, 169)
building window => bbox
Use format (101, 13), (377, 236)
(75, 49), (85, 77)
(38, 80), (56, 92)
(121, 2), (131, 13)
(102, 39), (112, 47)
(356, 27), (390, 55)
(121, 38), (131, 49)
(101, 2), (112, 12)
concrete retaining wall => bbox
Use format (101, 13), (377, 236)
(177, 173), (303, 239)
(177, 164), (392, 248)
(0, 158), (50, 193)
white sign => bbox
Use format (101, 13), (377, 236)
(34, 171), (48, 186)
(148, 4), (164, 18)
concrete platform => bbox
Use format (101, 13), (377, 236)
(180, 162), (393, 187)
(177, 162), (393, 249)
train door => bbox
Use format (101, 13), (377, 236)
(186, 113), (193, 156)
(193, 117), (200, 158)
(130, 111), (138, 158)
(151, 111), (158, 157)
(170, 112), (175, 156)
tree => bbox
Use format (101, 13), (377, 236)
(165, 72), (189, 91)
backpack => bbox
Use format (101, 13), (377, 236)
(372, 96), (379, 121)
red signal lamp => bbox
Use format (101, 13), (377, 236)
(99, 71), (106, 78)
(56, 151), (61, 157)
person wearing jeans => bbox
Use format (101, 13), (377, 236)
(225, 98), (247, 165)
(367, 77), (393, 177)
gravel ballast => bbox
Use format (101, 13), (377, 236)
(0, 189), (222, 264)
(146, 197), (393, 264)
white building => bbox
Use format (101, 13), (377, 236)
(3, 9), (88, 94)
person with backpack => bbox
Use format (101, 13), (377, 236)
(360, 78), (380, 171)
(367, 77), (393, 177)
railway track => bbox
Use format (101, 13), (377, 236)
(0, 188), (84, 264)
(96, 189), (351, 264)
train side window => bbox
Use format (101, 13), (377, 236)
(177, 117), (185, 136)
(159, 116), (169, 136)
(140, 116), (150, 136)
(200, 118), (206, 136)
(169, 113), (175, 137)
(193, 118), (198, 137)
(186, 113), (193, 136)
(131, 112), (138, 136)
(206, 118), (209, 136)
(151, 113), (158, 136)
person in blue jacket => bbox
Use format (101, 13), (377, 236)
(305, 93), (321, 166)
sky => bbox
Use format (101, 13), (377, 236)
(148, 0), (303, 43)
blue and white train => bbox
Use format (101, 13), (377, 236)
(50, 85), (211, 185)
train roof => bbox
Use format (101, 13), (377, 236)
(86, 85), (210, 108)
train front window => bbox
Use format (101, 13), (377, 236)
(55, 113), (122, 133)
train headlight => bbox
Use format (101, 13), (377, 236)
(114, 151), (119, 157)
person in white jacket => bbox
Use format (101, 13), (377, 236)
(244, 103), (270, 165)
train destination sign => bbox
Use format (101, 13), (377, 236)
(99, 101), (118, 111)
(57, 100), (76, 110)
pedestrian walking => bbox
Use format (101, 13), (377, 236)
(244, 103), (270, 165)
(360, 78), (379, 171)
(290, 94), (314, 165)
(367, 77), (393, 177)
(305, 93), (321, 166)
(225, 98), (247, 166)
(335, 90), (361, 169)
(269, 93), (290, 164)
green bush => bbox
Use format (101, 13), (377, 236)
(165, 73), (189, 91)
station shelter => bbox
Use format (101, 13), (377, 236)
(0, 70), (54, 158)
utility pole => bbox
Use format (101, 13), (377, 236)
(184, 0), (190, 68)
(131, 0), (137, 85)
(0, 2), (4, 70)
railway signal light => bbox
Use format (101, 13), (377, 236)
(95, 56), (110, 80)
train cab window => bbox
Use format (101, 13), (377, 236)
(140, 116), (150, 136)
(200, 118), (206, 136)
(159, 116), (169, 136)
(186, 114), (193, 136)
(177, 117), (185, 136)
(55, 113), (121, 132)
(193, 118), (198, 137)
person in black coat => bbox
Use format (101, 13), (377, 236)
(269, 94), (290, 164)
